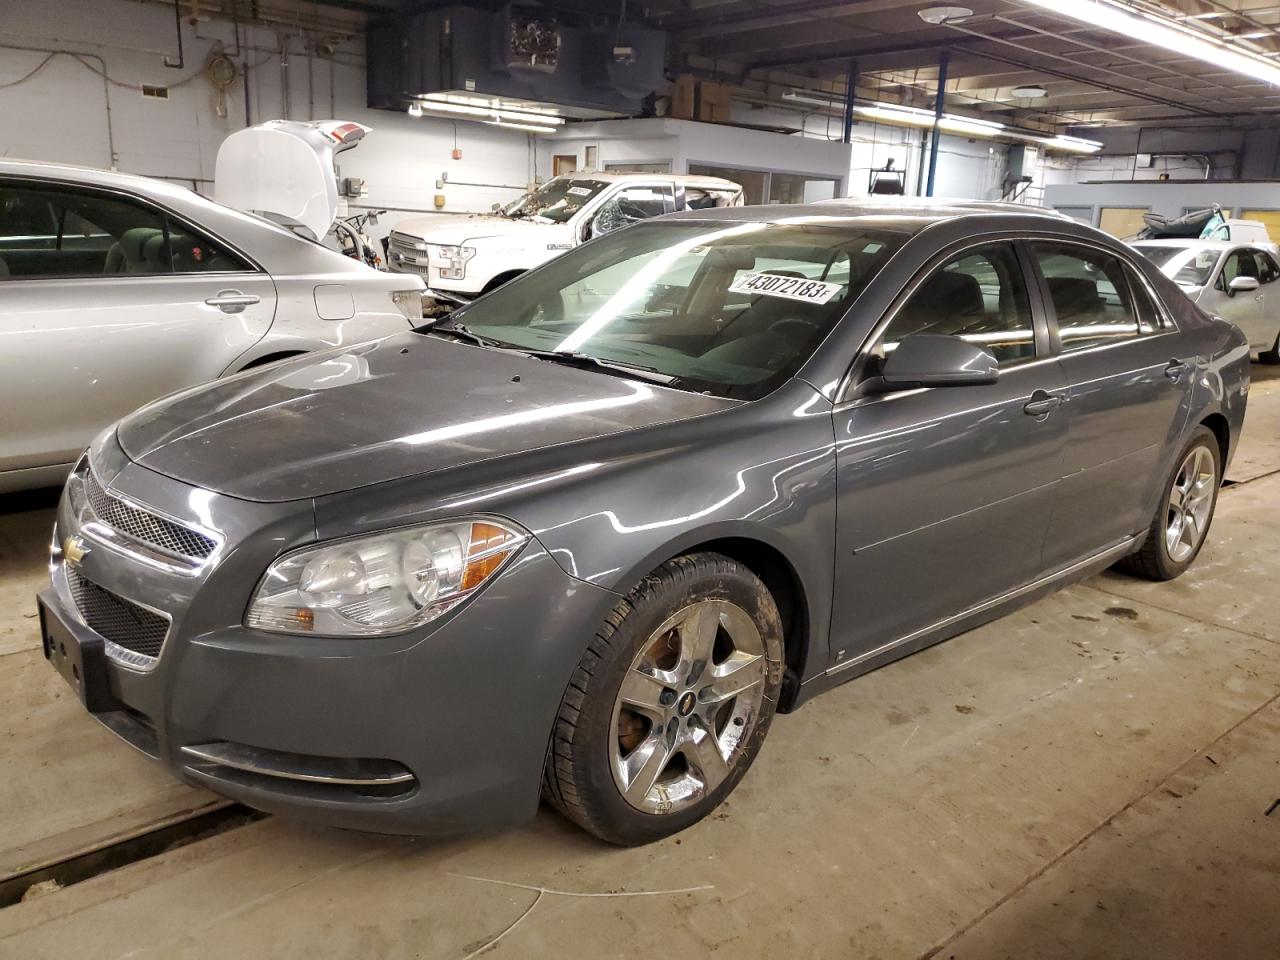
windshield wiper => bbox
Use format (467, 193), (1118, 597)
(522, 350), (680, 387)
(423, 323), (512, 349)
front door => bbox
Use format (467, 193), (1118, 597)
(829, 241), (1067, 669)
(0, 179), (276, 473)
(1029, 241), (1195, 569)
(1213, 247), (1268, 348)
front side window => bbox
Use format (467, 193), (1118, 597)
(876, 242), (1036, 367)
(591, 184), (676, 236)
(0, 181), (247, 279)
(435, 221), (909, 400)
(1254, 250), (1280, 284)
(1031, 242), (1147, 352)
(1216, 249), (1258, 292)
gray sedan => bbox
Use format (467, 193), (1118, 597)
(0, 159), (425, 492)
(39, 201), (1249, 845)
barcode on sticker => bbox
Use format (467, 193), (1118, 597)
(728, 272), (842, 304)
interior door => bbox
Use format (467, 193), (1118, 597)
(828, 241), (1067, 670)
(0, 179), (276, 473)
(1030, 241), (1194, 569)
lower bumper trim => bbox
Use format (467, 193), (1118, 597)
(179, 741), (415, 788)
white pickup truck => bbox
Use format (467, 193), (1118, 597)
(386, 171), (743, 301)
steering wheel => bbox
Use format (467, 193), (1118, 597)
(768, 317), (824, 340)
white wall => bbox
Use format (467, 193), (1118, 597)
(0, 0), (535, 245)
(1044, 180), (1280, 224)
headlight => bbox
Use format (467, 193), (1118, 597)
(245, 519), (528, 637)
(431, 244), (477, 280)
(390, 289), (424, 321)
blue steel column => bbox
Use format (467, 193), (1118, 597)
(925, 49), (950, 197)
(842, 60), (858, 143)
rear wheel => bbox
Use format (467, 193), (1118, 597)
(1119, 426), (1221, 580)
(543, 553), (783, 845)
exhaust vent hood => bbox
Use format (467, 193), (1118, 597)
(367, 2), (666, 121)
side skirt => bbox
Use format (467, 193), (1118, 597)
(790, 533), (1145, 709)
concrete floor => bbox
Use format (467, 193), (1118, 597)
(1, 372), (1278, 959)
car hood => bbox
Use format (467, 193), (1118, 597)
(115, 333), (734, 502)
(393, 214), (569, 246)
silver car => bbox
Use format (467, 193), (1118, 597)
(1132, 238), (1280, 362)
(0, 159), (425, 492)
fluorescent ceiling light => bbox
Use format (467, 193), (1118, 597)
(781, 89), (841, 107)
(1036, 134), (1103, 154)
(406, 98), (564, 130)
(486, 119), (559, 134)
(1020, 0), (1280, 87)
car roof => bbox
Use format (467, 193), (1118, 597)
(0, 157), (197, 197)
(657, 196), (1080, 234)
(560, 170), (742, 189)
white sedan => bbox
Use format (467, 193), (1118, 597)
(1132, 238), (1280, 363)
(0, 125), (425, 493)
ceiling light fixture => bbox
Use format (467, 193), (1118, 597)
(1011, 85), (1048, 98)
(1020, 0), (1280, 87)
(485, 119), (559, 134)
(918, 6), (974, 25)
(405, 98), (564, 130)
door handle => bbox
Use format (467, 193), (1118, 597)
(1023, 390), (1063, 417)
(204, 290), (260, 313)
(1164, 359), (1192, 380)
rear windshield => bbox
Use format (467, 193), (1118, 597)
(1134, 244), (1218, 287)
(435, 220), (909, 400)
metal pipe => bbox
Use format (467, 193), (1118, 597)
(842, 59), (857, 144)
(925, 49), (949, 198)
(162, 0), (184, 69)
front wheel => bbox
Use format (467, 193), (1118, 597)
(1118, 426), (1221, 580)
(543, 553), (784, 845)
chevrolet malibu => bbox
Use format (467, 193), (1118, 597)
(40, 201), (1249, 845)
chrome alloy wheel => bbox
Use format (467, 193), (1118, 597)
(1165, 445), (1216, 563)
(610, 600), (767, 815)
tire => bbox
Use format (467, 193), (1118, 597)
(1118, 426), (1222, 581)
(1259, 331), (1280, 365)
(543, 553), (784, 845)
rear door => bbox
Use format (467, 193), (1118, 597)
(1030, 241), (1194, 570)
(1243, 249), (1280, 350)
(0, 178), (276, 473)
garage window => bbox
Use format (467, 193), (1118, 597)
(0, 181), (248, 279)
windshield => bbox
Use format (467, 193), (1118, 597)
(432, 220), (909, 400)
(501, 178), (609, 224)
(1133, 244), (1219, 287)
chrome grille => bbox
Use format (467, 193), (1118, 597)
(67, 568), (169, 662)
(83, 469), (216, 562)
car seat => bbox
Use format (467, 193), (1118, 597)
(1046, 276), (1103, 324)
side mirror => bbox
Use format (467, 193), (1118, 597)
(869, 334), (999, 392)
(1228, 275), (1259, 296)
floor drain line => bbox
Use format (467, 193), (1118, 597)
(0, 804), (265, 909)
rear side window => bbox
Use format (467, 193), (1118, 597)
(878, 242), (1036, 367)
(1031, 242), (1151, 352)
(1254, 250), (1280, 284)
(0, 181), (249, 279)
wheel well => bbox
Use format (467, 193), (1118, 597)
(677, 537), (809, 712)
(482, 270), (524, 293)
(1200, 412), (1230, 467)
(239, 350), (306, 371)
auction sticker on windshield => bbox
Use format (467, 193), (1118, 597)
(728, 272), (843, 304)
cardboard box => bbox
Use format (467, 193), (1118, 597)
(671, 74), (696, 120)
(699, 81), (732, 123)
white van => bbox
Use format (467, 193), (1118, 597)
(1204, 218), (1279, 254)
(387, 171), (743, 301)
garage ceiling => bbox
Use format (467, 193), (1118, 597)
(175, 0), (1280, 131)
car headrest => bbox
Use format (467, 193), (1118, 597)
(119, 227), (162, 267)
(1046, 276), (1103, 320)
(143, 233), (168, 271)
(917, 270), (984, 318)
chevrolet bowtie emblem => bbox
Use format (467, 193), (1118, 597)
(62, 536), (88, 565)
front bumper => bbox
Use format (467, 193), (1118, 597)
(44, 435), (617, 835)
